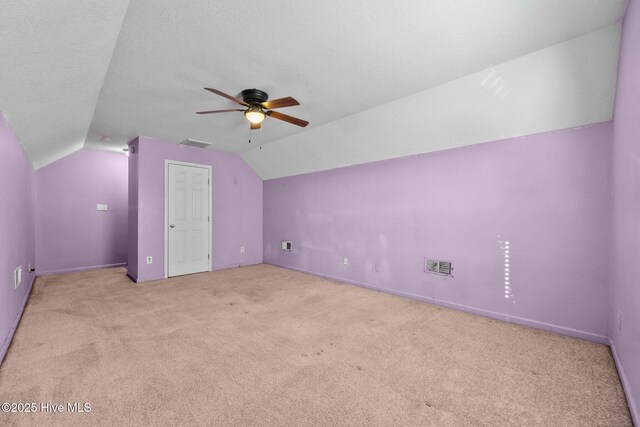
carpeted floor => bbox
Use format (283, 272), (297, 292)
(0, 264), (631, 426)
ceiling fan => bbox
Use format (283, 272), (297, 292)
(196, 88), (309, 130)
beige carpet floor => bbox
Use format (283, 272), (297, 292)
(0, 264), (631, 426)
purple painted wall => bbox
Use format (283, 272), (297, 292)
(35, 149), (128, 275)
(610, 0), (640, 423)
(0, 113), (36, 364)
(129, 137), (262, 282)
(127, 138), (139, 280)
(264, 123), (612, 343)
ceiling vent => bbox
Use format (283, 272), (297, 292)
(180, 138), (213, 148)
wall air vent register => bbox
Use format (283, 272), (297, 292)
(425, 258), (453, 276)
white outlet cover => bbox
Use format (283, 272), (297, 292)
(96, 204), (108, 211)
(146, 256), (153, 264)
(343, 258), (349, 266)
(240, 246), (245, 253)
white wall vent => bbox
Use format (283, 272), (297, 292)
(281, 241), (293, 252)
(180, 138), (213, 148)
(425, 258), (452, 276)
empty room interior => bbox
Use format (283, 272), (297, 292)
(1, 1), (639, 425)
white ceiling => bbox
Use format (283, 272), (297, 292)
(244, 24), (622, 179)
(0, 0), (129, 169)
(0, 1), (627, 173)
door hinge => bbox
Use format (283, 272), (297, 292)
(208, 254), (210, 260)
(208, 216), (210, 222)
(208, 178), (210, 185)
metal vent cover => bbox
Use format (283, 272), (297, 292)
(180, 138), (213, 148)
(425, 258), (452, 276)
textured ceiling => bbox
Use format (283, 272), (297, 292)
(0, 0), (129, 169)
(0, 1), (628, 172)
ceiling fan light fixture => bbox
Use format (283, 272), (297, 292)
(199, 87), (308, 128)
(244, 107), (266, 124)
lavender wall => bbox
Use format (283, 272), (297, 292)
(129, 137), (262, 282)
(610, 0), (640, 422)
(127, 138), (139, 280)
(35, 149), (128, 275)
(0, 113), (36, 363)
(264, 123), (612, 342)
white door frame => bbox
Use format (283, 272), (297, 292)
(164, 160), (212, 279)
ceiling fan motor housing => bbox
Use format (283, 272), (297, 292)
(241, 88), (268, 105)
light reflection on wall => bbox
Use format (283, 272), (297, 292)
(498, 236), (514, 303)
(480, 67), (513, 100)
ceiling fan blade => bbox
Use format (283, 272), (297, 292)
(196, 109), (243, 114)
(204, 88), (247, 106)
(250, 122), (261, 130)
(267, 110), (309, 127)
(261, 97), (300, 110)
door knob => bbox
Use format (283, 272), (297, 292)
(169, 224), (175, 228)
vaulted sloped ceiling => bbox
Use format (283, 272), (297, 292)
(244, 24), (621, 179)
(0, 1), (627, 175)
(0, 0), (130, 169)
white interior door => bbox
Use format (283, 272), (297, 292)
(167, 162), (210, 277)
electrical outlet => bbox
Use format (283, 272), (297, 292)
(240, 246), (245, 253)
(374, 262), (381, 272)
(343, 258), (349, 266)
(96, 204), (108, 211)
(146, 256), (153, 264)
